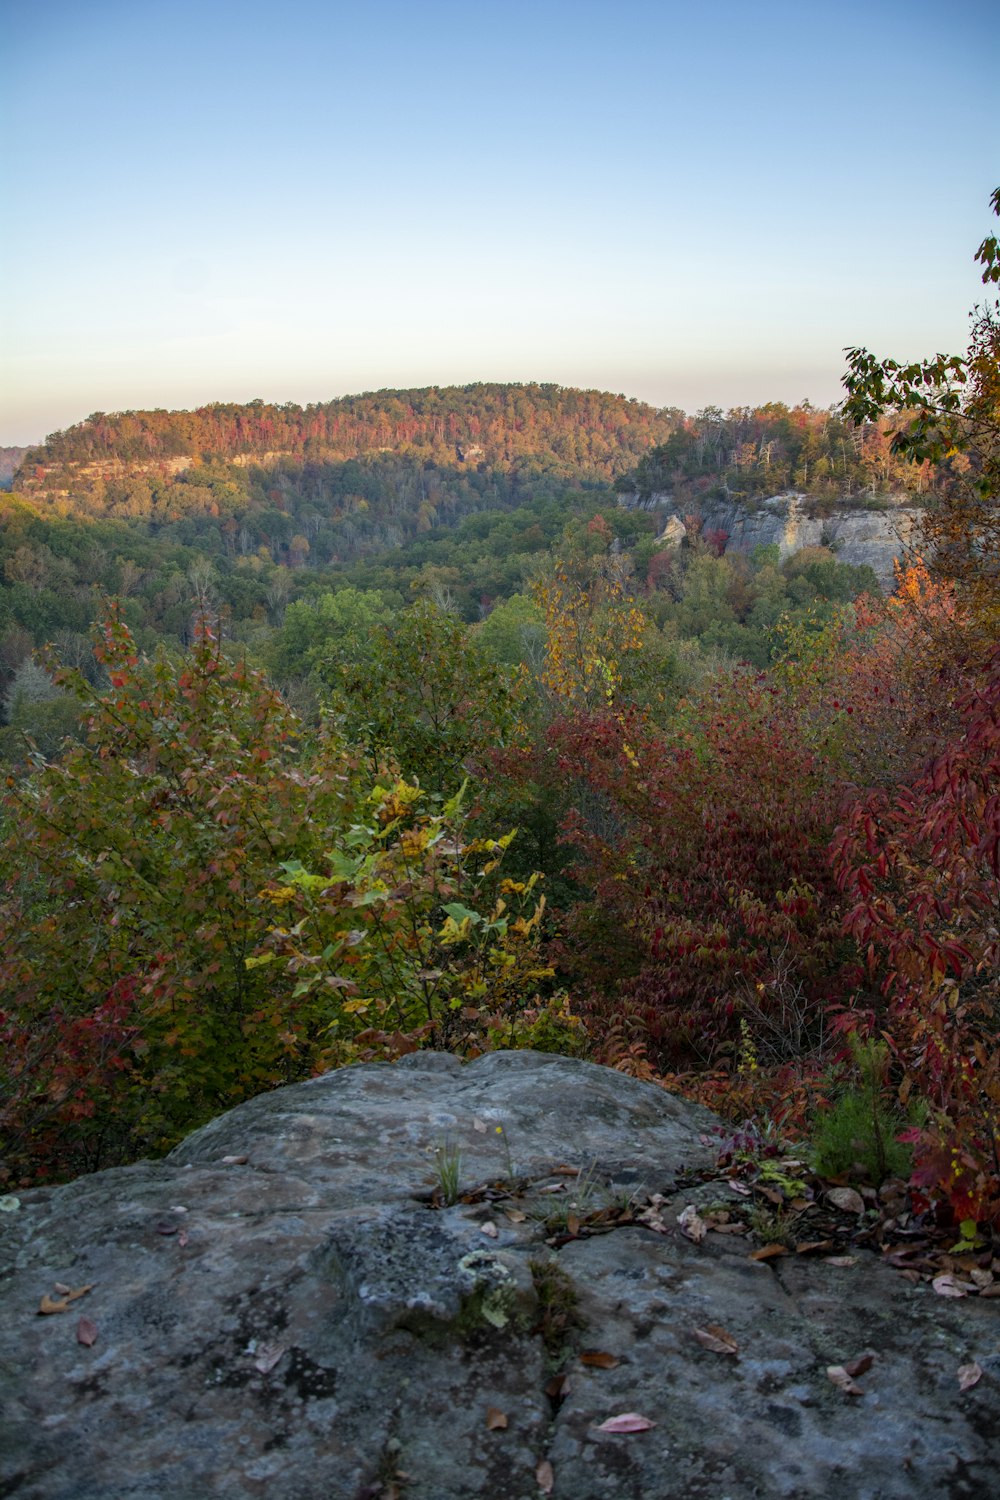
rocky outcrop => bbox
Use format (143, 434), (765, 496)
(1, 1051), (996, 1499)
(623, 491), (926, 590)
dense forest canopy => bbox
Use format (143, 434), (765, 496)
(18, 384), (681, 473)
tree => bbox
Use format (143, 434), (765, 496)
(320, 599), (524, 795)
(843, 187), (1000, 629)
(0, 611), (360, 1183)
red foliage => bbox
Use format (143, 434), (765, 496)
(544, 678), (853, 1070)
(832, 643), (1000, 1221)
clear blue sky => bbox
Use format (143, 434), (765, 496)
(1, 0), (996, 444)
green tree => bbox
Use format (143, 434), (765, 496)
(0, 611), (360, 1183)
(843, 186), (1000, 629)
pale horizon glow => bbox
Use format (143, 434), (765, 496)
(2, 0), (997, 446)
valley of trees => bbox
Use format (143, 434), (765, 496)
(2, 196), (998, 1249)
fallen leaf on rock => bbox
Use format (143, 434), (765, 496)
(637, 1199), (668, 1234)
(177, 1230), (189, 1248)
(727, 1180), (751, 1197)
(76, 1318), (98, 1347)
(580, 1350), (620, 1369)
(480, 1221), (499, 1239)
(970, 1269), (994, 1289)
(253, 1342), (286, 1374)
(505, 1209), (527, 1224)
(544, 1373), (570, 1399)
(957, 1362), (983, 1391)
(221, 1154), (248, 1165)
(552, 1165), (580, 1176)
(693, 1324), (739, 1356)
(595, 1413), (656, 1433)
(796, 1240), (834, 1256)
(749, 1244), (788, 1261)
(826, 1365), (864, 1396)
(826, 1187), (865, 1215)
(54, 1282), (72, 1296)
(485, 1407), (508, 1430)
(38, 1284), (94, 1315)
(678, 1205), (707, 1243)
(536, 1458), (554, 1493)
(843, 1353), (874, 1378)
(979, 1282), (1000, 1298)
(933, 1274), (968, 1298)
(538, 1183), (565, 1195)
(566, 1215), (580, 1237)
(472, 1117), (488, 1133)
(822, 1255), (858, 1268)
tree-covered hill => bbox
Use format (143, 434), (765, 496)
(17, 384), (680, 479)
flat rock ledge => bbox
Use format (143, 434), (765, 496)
(1, 1051), (996, 1500)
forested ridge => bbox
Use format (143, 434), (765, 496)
(2, 198), (998, 1274)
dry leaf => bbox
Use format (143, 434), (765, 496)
(76, 1317), (98, 1347)
(485, 1406), (508, 1430)
(580, 1350), (620, 1369)
(727, 1180), (751, 1197)
(552, 1165), (580, 1176)
(826, 1365), (864, 1396)
(636, 1202), (668, 1234)
(979, 1282), (1000, 1298)
(54, 1282), (72, 1296)
(536, 1458), (554, 1493)
(177, 1229), (189, 1248)
(566, 1215), (580, 1237)
(221, 1154), (248, 1165)
(544, 1373), (570, 1399)
(823, 1255), (858, 1268)
(933, 1274), (968, 1298)
(480, 1221), (499, 1239)
(826, 1187), (865, 1215)
(796, 1240), (834, 1255)
(957, 1362), (983, 1392)
(693, 1324), (739, 1356)
(677, 1205), (707, 1243)
(253, 1342), (286, 1374)
(472, 1117), (488, 1133)
(38, 1295), (70, 1315)
(595, 1413), (656, 1433)
(843, 1353), (874, 1378)
(65, 1284), (94, 1304)
(505, 1209), (527, 1224)
(749, 1243), (788, 1261)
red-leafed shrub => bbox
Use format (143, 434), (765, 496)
(832, 643), (1000, 1222)
(544, 676), (855, 1072)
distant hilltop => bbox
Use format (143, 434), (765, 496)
(15, 385), (682, 486)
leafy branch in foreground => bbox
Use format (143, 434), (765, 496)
(255, 778), (583, 1065)
(842, 186), (1000, 628)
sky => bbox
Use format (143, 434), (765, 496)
(1, 0), (997, 446)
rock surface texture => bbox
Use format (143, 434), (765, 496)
(1, 1051), (997, 1499)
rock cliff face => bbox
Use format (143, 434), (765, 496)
(2, 1052), (996, 1499)
(621, 491), (925, 590)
